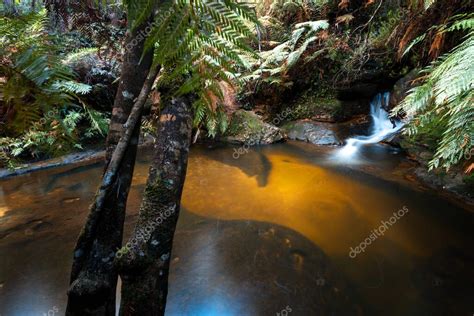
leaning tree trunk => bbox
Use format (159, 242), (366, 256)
(66, 20), (154, 316)
(116, 96), (193, 316)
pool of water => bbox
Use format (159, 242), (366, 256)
(0, 141), (473, 315)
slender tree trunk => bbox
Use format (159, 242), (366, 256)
(66, 20), (154, 316)
(116, 96), (193, 316)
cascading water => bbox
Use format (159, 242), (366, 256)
(335, 92), (403, 160)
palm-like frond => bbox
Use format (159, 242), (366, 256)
(0, 9), (107, 164)
(135, 0), (258, 136)
(242, 19), (328, 86)
(394, 26), (474, 170)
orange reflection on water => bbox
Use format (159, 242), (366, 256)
(182, 150), (451, 259)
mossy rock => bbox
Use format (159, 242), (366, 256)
(223, 110), (284, 145)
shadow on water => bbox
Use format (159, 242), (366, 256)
(0, 141), (473, 315)
(197, 144), (273, 187)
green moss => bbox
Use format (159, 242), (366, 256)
(284, 91), (342, 121)
(226, 110), (266, 136)
(402, 117), (447, 153)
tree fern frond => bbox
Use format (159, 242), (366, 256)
(138, 0), (258, 135)
(396, 31), (474, 170)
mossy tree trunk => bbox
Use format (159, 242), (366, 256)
(116, 96), (193, 316)
(66, 20), (154, 316)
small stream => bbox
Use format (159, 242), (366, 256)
(336, 92), (403, 161)
(0, 142), (473, 315)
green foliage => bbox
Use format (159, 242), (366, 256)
(369, 9), (405, 47)
(394, 14), (474, 170)
(0, 9), (109, 166)
(129, 0), (259, 137)
(1, 10), (87, 132)
(243, 19), (329, 87)
(0, 105), (109, 166)
(463, 173), (474, 189)
(226, 109), (265, 136)
(259, 0), (329, 25)
(402, 13), (474, 58)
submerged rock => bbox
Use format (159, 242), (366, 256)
(168, 211), (364, 315)
(282, 120), (341, 146)
(222, 110), (284, 145)
(398, 139), (474, 203)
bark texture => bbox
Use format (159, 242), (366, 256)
(66, 22), (154, 316)
(116, 96), (193, 316)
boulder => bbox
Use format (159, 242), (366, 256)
(336, 68), (398, 118)
(222, 110), (284, 145)
(281, 120), (341, 145)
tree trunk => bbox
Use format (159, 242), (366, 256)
(116, 96), (193, 316)
(66, 21), (154, 316)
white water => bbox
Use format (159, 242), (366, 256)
(335, 92), (403, 160)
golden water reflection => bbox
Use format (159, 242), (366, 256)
(0, 143), (472, 315)
(182, 149), (454, 259)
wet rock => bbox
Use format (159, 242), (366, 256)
(169, 212), (364, 315)
(0, 150), (105, 180)
(338, 82), (380, 100)
(221, 110), (284, 145)
(64, 49), (121, 111)
(419, 151), (433, 162)
(384, 133), (403, 148)
(397, 139), (474, 203)
(336, 69), (397, 118)
(281, 120), (341, 146)
(389, 69), (420, 110)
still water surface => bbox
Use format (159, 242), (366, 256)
(0, 142), (473, 315)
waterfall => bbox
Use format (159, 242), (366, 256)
(335, 92), (403, 159)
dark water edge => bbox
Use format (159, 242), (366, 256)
(0, 142), (473, 316)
